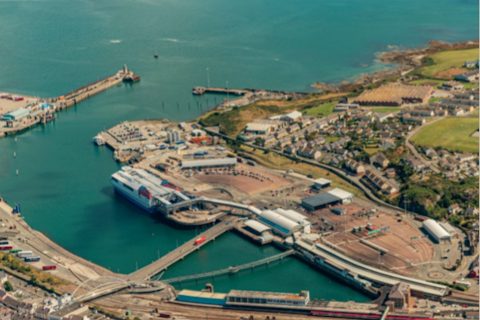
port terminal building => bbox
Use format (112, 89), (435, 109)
(256, 208), (311, 237)
(301, 188), (353, 211)
(176, 289), (310, 307)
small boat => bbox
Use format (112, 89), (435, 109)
(154, 53), (159, 59)
(123, 74), (141, 83)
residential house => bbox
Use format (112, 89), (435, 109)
(371, 152), (390, 169)
(448, 204), (462, 215)
(297, 147), (322, 160)
(455, 70), (479, 82)
(363, 168), (399, 195)
(345, 159), (366, 176)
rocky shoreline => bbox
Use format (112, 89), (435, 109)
(311, 39), (479, 94)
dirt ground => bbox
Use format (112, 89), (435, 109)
(193, 163), (291, 195)
(311, 202), (434, 274)
(435, 67), (466, 79)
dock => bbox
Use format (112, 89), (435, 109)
(53, 65), (137, 110)
(163, 250), (294, 284)
(192, 86), (248, 96)
(129, 217), (238, 281)
(1, 65), (139, 138)
(191, 85), (310, 110)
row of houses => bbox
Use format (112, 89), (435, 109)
(0, 287), (93, 320)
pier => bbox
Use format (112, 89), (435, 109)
(129, 217), (238, 281)
(192, 85), (310, 110)
(163, 250), (294, 284)
(53, 66), (137, 110)
(1, 66), (139, 138)
(192, 86), (248, 96)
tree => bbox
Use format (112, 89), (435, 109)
(3, 280), (13, 292)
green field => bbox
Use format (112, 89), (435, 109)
(303, 101), (336, 117)
(412, 116), (479, 153)
(409, 79), (444, 86)
(418, 48), (479, 79)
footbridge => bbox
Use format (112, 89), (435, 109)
(129, 217), (238, 281)
(162, 250), (295, 284)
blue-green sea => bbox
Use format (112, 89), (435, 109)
(0, 0), (477, 300)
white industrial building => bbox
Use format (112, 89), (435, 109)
(181, 157), (237, 170)
(274, 208), (311, 233)
(327, 188), (353, 204)
(422, 219), (451, 243)
(312, 178), (331, 190)
(244, 219), (271, 234)
(243, 220), (273, 244)
(257, 210), (302, 236)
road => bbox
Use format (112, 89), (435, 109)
(404, 117), (445, 173)
(129, 216), (237, 281)
(202, 127), (412, 215)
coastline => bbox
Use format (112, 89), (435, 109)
(311, 40), (479, 94)
(0, 197), (120, 285)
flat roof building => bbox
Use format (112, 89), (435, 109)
(312, 178), (331, 189)
(1, 108), (30, 121)
(244, 121), (278, 135)
(176, 289), (226, 306)
(327, 188), (353, 204)
(301, 193), (342, 211)
(244, 219), (271, 235)
(226, 289), (310, 307)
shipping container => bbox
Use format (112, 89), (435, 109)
(0, 246), (13, 251)
(17, 250), (33, 258)
(0, 240), (9, 245)
(42, 265), (57, 271)
(24, 256), (40, 262)
(9, 249), (21, 254)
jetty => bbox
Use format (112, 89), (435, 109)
(0, 65), (140, 138)
(191, 85), (310, 110)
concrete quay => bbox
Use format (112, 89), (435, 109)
(295, 238), (448, 298)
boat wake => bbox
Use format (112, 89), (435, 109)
(159, 37), (181, 43)
(109, 39), (122, 44)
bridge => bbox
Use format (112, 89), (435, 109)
(75, 282), (131, 304)
(129, 217), (238, 281)
(162, 250), (295, 284)
(166, 196), (261, 215)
